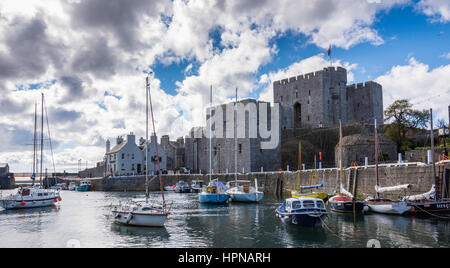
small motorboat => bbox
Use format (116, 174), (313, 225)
(76, 181), (91, 192)
(226, 179), (264, 203)
(174, 181), (191, 193)
(276, 197), (328, 228)
(198, 179), (229, 204)
(164, 185), (175, 191)
(68, 182), (77, 191)
(0, 186), (61, 210)
(191, 180), (204, 193)
(112, 201), (169, 227)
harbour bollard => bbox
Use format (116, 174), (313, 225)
(365, 157), (368, 167)
(427, 150), (432, 164)
(398, 153), (403, 164)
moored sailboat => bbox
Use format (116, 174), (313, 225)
(328, 120), (365, 213)
(198, 86), (229, 204)
(112, 73), (169, 227)
(366, 119), (413, 215)
(401, 109), (450, 216)
(1, 94), (61, 210)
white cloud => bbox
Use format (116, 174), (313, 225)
(375, 57), (450, 123)
(440, 52), (450, 59)
(417, 0), (450, 22)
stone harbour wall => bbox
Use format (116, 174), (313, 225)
(87, 164), (448, 199)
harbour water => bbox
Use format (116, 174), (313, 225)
(0, 190), (448, 248)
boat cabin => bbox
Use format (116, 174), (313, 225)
(284, 197), (325, 213)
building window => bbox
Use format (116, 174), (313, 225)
(132, 154), (134, 159)
(280, 96), (283, 102)
(295, 91), (298, 98)
(239, 144), (242, 154)
(121, 153), (124, 159)
(307, 115), (310, 121)
(308, 90), (311, 96)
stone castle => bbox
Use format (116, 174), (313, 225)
(274, 66), (383, 129)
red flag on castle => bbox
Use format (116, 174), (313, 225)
(328, 44), (332, 66)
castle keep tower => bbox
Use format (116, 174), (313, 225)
(273, 66), (382, 129)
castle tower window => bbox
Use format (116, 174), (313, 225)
(294, 102), (301, 128)
(307, 115), (310, 121)
(239, 144), (242, 154)
(295, 91), (298, 98)
(308, 90), (311, 96)
(280, 96), (283, 102)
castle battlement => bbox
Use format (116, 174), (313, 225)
(346, 81), (381, 90)
(273, 66), (347, 86)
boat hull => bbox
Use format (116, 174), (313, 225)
(329, 197), (365, 213)
(175, 187), (191, 193)
(0, 196), (60, 210)
(367, 202), (412, 215)
(76, 185), (90, 192)
(113, 211), (168, 227)
(407, 200), (450, 216)
(276, 210), (326, 228)
(199, 193), (229, 203)
(291, 192), (328, 201)
(229, 192), (264, 203)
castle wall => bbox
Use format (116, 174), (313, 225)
(346, 81), (383, 125)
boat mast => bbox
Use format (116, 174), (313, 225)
(147, 72), (166, 207)
(148, 73), (165, 206)
(234, 87), (238, 184)
(209, 85), (212, 183)
(375, 118), (380, 199)
(33, 103), (37, 185)
(298, 142), (302, 191)
(145, 74), (150, 202)
(40, 93), (44, 186)
(339, 120), (343, 194)
(430, 108), (438, 201)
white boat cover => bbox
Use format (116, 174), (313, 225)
(375, 184), (411, 193)
(402, 185), (435, 202)
(340, 184), (353, 198)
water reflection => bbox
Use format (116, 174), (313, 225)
(0, 190), (448, 248)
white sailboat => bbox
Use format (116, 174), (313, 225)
(0, 94), (61, 210)
(366, 119), (413, 215)
(112, 73), (169, 227)
(226, 88), (263, 203)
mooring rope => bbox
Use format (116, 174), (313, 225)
(319, 216), (343, 241)
(413, 204), (450, 220)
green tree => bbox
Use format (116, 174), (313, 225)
(384, 99), (430, 152)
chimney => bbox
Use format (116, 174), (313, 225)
(127, 132), (136, 145)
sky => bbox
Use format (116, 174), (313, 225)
(0, 0), (449, 172)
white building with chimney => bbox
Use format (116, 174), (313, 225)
(105, 132), (167, 177)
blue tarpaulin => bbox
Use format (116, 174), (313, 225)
(299, 184), (323, 190)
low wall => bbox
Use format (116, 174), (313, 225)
(0, 175), (15, 189)
(87, 164), (447, 198)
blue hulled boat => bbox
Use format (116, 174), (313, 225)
(198, 180), (229, 204)
(76, 181), (91, 192)
(276, 197), (328, 228)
